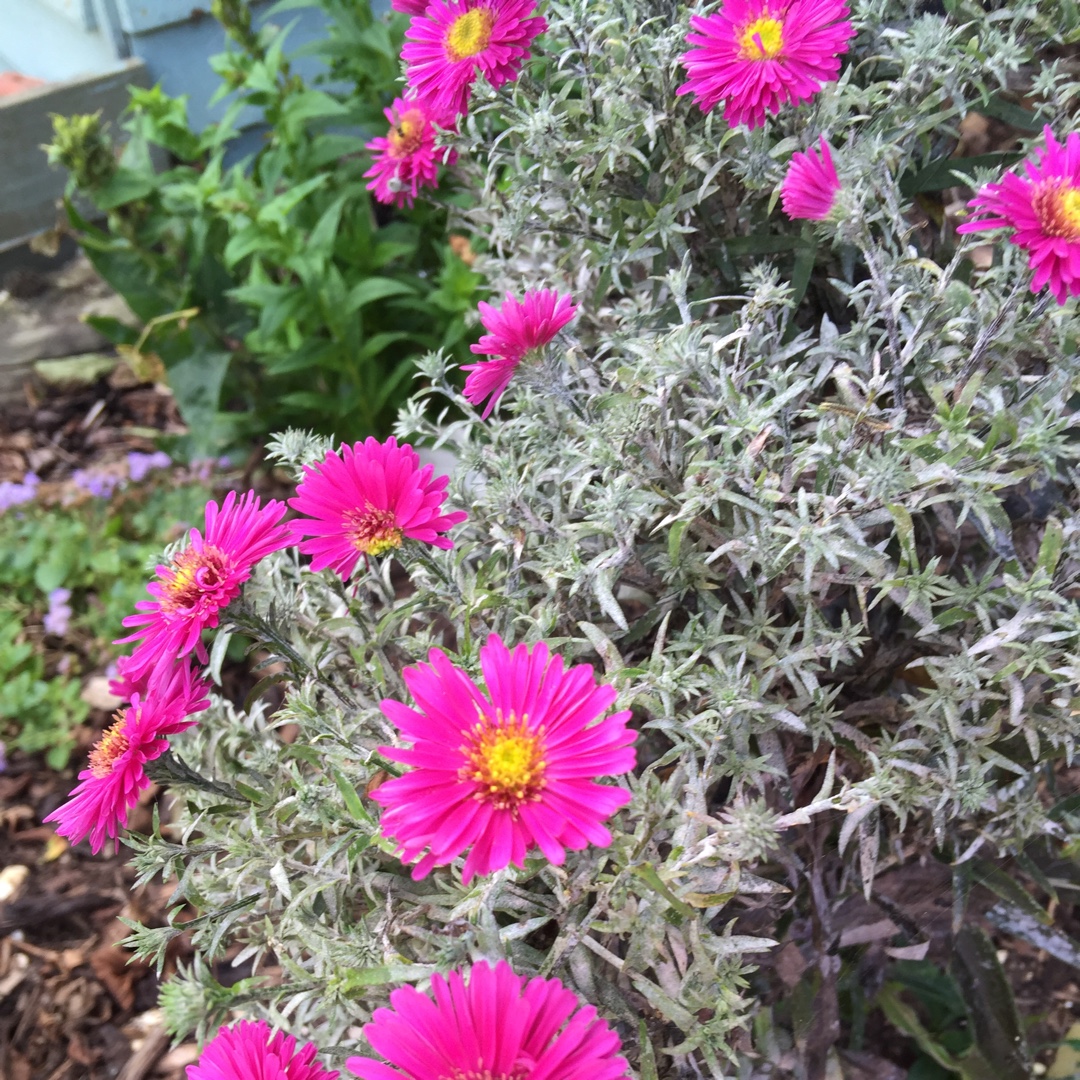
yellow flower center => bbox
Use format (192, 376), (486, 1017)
(448, 1069), (527, 1080)
(89, 713), (130, 777)
(448, 1070), (527, 1080)
(460, 711), (546, 811)
(445, 8), (495, 62)
(343, 506), (403, 557)
(388, 110), (426, 159)
(739, 15), (784, 60)
(161, 544), (229, 615)
(1034, 179), (1080, 240)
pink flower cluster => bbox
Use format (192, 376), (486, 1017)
(51, 427), (636, 1080)
(47, 440), (469, 856)
(186, 963), (629, 1080)
(674, 0), (854, 237)
(672, 1), (1080, 306)
(48, 416), (633, 878)
(365, 0), (547, 207)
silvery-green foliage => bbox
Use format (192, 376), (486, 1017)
(135, 0), (1080, 1074)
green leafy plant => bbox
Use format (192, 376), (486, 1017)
(0, 476), (213, 766)
(0, 610), (88, 769)
(876, 939), (1031, 1080)
(48, 0), (480, 454)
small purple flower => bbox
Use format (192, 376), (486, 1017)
(0, 472), (40, 513)
(127, 450), (171, 484)
(72, 469), (122, 500)
(0, 741), (6, 774)
(44, 587), (73, 637)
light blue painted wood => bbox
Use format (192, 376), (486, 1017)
(37, 0), (97, 31)
(125, 4), (332, 132)
(1, 0), (393, 127)
(114, 0), (219, 34)
(0, 0), (118, 81)
(89, 0), (130, 58)
(116, 0), (387, 33)
(0, 0), (396, 243)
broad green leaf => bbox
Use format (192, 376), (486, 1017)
(950, 926), (1031, 1080)
(1036, 517), (1065, 577)
(165, 348), (231, 452)
(347, 277), (417, 311)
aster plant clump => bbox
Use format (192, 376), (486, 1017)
(73, 0), (1080, 1075)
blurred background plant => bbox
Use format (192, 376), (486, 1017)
(46, 0), (480, 457)
(0, 460), (215, 768)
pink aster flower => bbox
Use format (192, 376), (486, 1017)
(288, 438), (467, 581)
(188, 1020), (339, 1080)
(392, 0), (430, 13)
(780, 136), (840, 220)
(957, 127), (1080, 305)
(373, 634), (636, 884)
(365, 97), (457, 208)
(677, 0), (854, 129)
(108, 653), (145, 703)
(403, 0), (547, 120)
(462, 288), (578, 419)
(115, 491), (291, 686)
(347, 960), (629, 1080)
(44, 659), (210, 853)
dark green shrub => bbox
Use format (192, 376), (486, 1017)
(48, 0), (480, 455)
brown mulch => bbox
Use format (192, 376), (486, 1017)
(0, 753), (200, 1080)
(0, 254), (219, 1079)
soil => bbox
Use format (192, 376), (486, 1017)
(0, 760), (196, 1080)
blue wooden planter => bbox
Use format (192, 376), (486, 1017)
(0, 0), (353, 247)
(0, 1), (331, 125)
